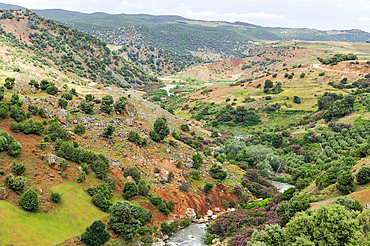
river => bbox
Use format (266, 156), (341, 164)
(166, 180), (295, 245)
(161, 84), (177, 96)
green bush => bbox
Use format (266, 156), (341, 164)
(128, 130), (147, 146)
(103, 124), (115, 138)
(46, 85), (58, 95)
(123, 167), (141, 182)
(180, 124), (189, 132)
(0, 101), (9, 119)
(229, 198), (237, 208)
(336, 170), (355, 194)
(19, 189), (39, 212)
(4, 78), (15, 89)
(293, 96), (301, 104)
(149, 117), (170, 142)
(204, 183), (214, 193)
(279, 187), (295, 202)
(9, 105), (26, 122)
(333, 196), (363, 212)
(113, 96), (127, 113)
(51, 192), (63, 203)
(137, 180), (150, 196)
(356, 166), (370, 185)
(11, 161), (26, 175)
(7, 141), (22, 156)
(81, 220), (111, 246)
(61, 92), (72, 100)
(74, 124), (86, 135)
(122, 181), (138, 199)
(80, 100), (94, 114)
(210, 164), (227, 180)
(5, 173), (25, 194)
(101, 95), (114, 114)
(192, 154), (203, 169)
(58, 98), (68, 109)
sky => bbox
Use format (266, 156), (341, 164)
(3, 0), (370, 32)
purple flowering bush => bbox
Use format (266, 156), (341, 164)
(207, 194), (283, 246)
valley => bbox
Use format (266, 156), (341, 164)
(0, 4), (369, 246)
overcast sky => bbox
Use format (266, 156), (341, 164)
(4, 0), (370, 32)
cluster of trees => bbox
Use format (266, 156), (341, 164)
(149, 194), (175, 216)
(149, 117), (170, 142)
(320, 53), (358, 65)
(128, 130), (147, 146)
(263, 79), (283, 94)
(0, 131), (22, 157)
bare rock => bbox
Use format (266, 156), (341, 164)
(0, 187), (8, 200)
(186, 208), (196, 220)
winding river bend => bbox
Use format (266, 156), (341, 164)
(166, 180), (295, 245)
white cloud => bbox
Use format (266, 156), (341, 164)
(300, 4), (309, 7)
(358, 17), (370, 21)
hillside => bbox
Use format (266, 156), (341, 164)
(0, 9), (159, 89)
(30, 9), (370, 60)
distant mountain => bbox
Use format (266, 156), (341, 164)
(1, 3), (369, 60)
(0, 2), (24, 10)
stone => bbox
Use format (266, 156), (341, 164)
(0, 187), (8, 200)
(207, 210), (213, 216)
(37, 189), (43, 195)
(215, 207), (221, 212)
(47, 154), (66, 168)
(186, 208), (196, 220)
(126, 176), (135, 182)
(132, 242), (144, 246)
(151, 239), (165, 246)
(211, 215), (218, 220)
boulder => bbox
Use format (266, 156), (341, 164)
(132, 242), (144, 246)
(47, 154), (66, 170)
(186, 208), (196, 220)
(207, 210), (213, 216)
(0, 187), (8, 200)
(151, 239), (165, 246)
(126, 176), (135, 182)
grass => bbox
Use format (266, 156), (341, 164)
(0, 182), (107, 245)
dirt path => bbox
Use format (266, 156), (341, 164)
(310, 189), (370, 210)
(312, 64), (364, 76)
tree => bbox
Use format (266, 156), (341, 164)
(333, 196), (363, 212)
(293, 96), (301, 104)
(0, 136), (8, 152)
(0, 101), (9, 119)
(149, 117), (170, 142)
(11, 161), (26, 175)
(7, 141), (22, 156)
(5, 173), (25, 194)
(204, 183), (214, 193)
(74, 124), (86, 135)
(250, 224), (287, 246)
(114, 96), (127, 113)
(356, 166), (370, 185)
(107, 201), (143, 240)
(264, 80), (273, 93)
(192, 153), (203, 169)
(180, 124), (189, 132)
(9, 94), (23, 107)
(137, 180), (150, 196)
(51, 192), (63, 203)
(61, 92), (73, 100)
(271, 134), (283, 148)
(336, 170), (355, 194)
(103, 124), (115, 138)
(58, 98), (68, 109)
(285, 204), (369, 245)
(46, 122), (69, 141)
(277, 195), (311, 226)
(101, 95), (113, 114)
(4, 77), (15, 89)
(81, 220), (111, 246)
(122, 181), (138, 199)
(19, 189), (39, 212)
(128, 130), (146, 146)
(40, 79), (50, 90)
(9, 105), (25, 122)
(210, 164), (227, 180)
(123, 168), (141, 182)
(80, 100), (94, 114)
(85, 94), (95, 102)
(46, 85), (58, 95)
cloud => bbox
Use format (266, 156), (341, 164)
(358, 17), (370, 21)
(300, 4), (309, 7)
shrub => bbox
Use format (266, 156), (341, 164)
(19, 189), (39, 212)
(74, 124), (86, 135)
(5, 174), (25, 194)
(191, 170), (201, 180)
(40, 79), (50, 90)
(7, 141), (22, 156)
(124, 167), (141, 182)
(11, 161), (26, 175)
(103, 124), (115, 138)
(205, 183), (214, 193)
(0, 101), (9, 119)
(80, 100), (94, 114)
(51, 192), (63, 203)
(293, 96), (301, 104)
(9, 105), (25, 122)
(279, 187), (295, 202)
(122, 181), (138, 199)
(181, 124), (189, 132)
(113, 96), (127, 113)
(0, 170), (4, 175)
(81, 220), (111, 246)
(229, 198), (237, 208)
(58, 98), (68, 109)
(92, 191), (113, 212)
(61, 92), (73, 100)
(160, 221), (176, 234)
(149, 194), (162, 206)
(46, 122), (70, 141)
(101, 95), (114, 114)
(210, 164), (227, 180)
(333, 196), (363, 212)
(179, 182), (190, 192)
(46, 85), (58, 95)
(356, 166), (370, 185)
(149, 117), (170, 142)
(336, 170), (355, 194)
(128, 130), (147, 146)
(141, 235), (153, 244)
(138, 180), (150, 196)
(4, 77), (15, 89)
(192, 154), (203, 169)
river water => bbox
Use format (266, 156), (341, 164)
(161, 84), (177, 96)
(166, 180), (294, 245)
